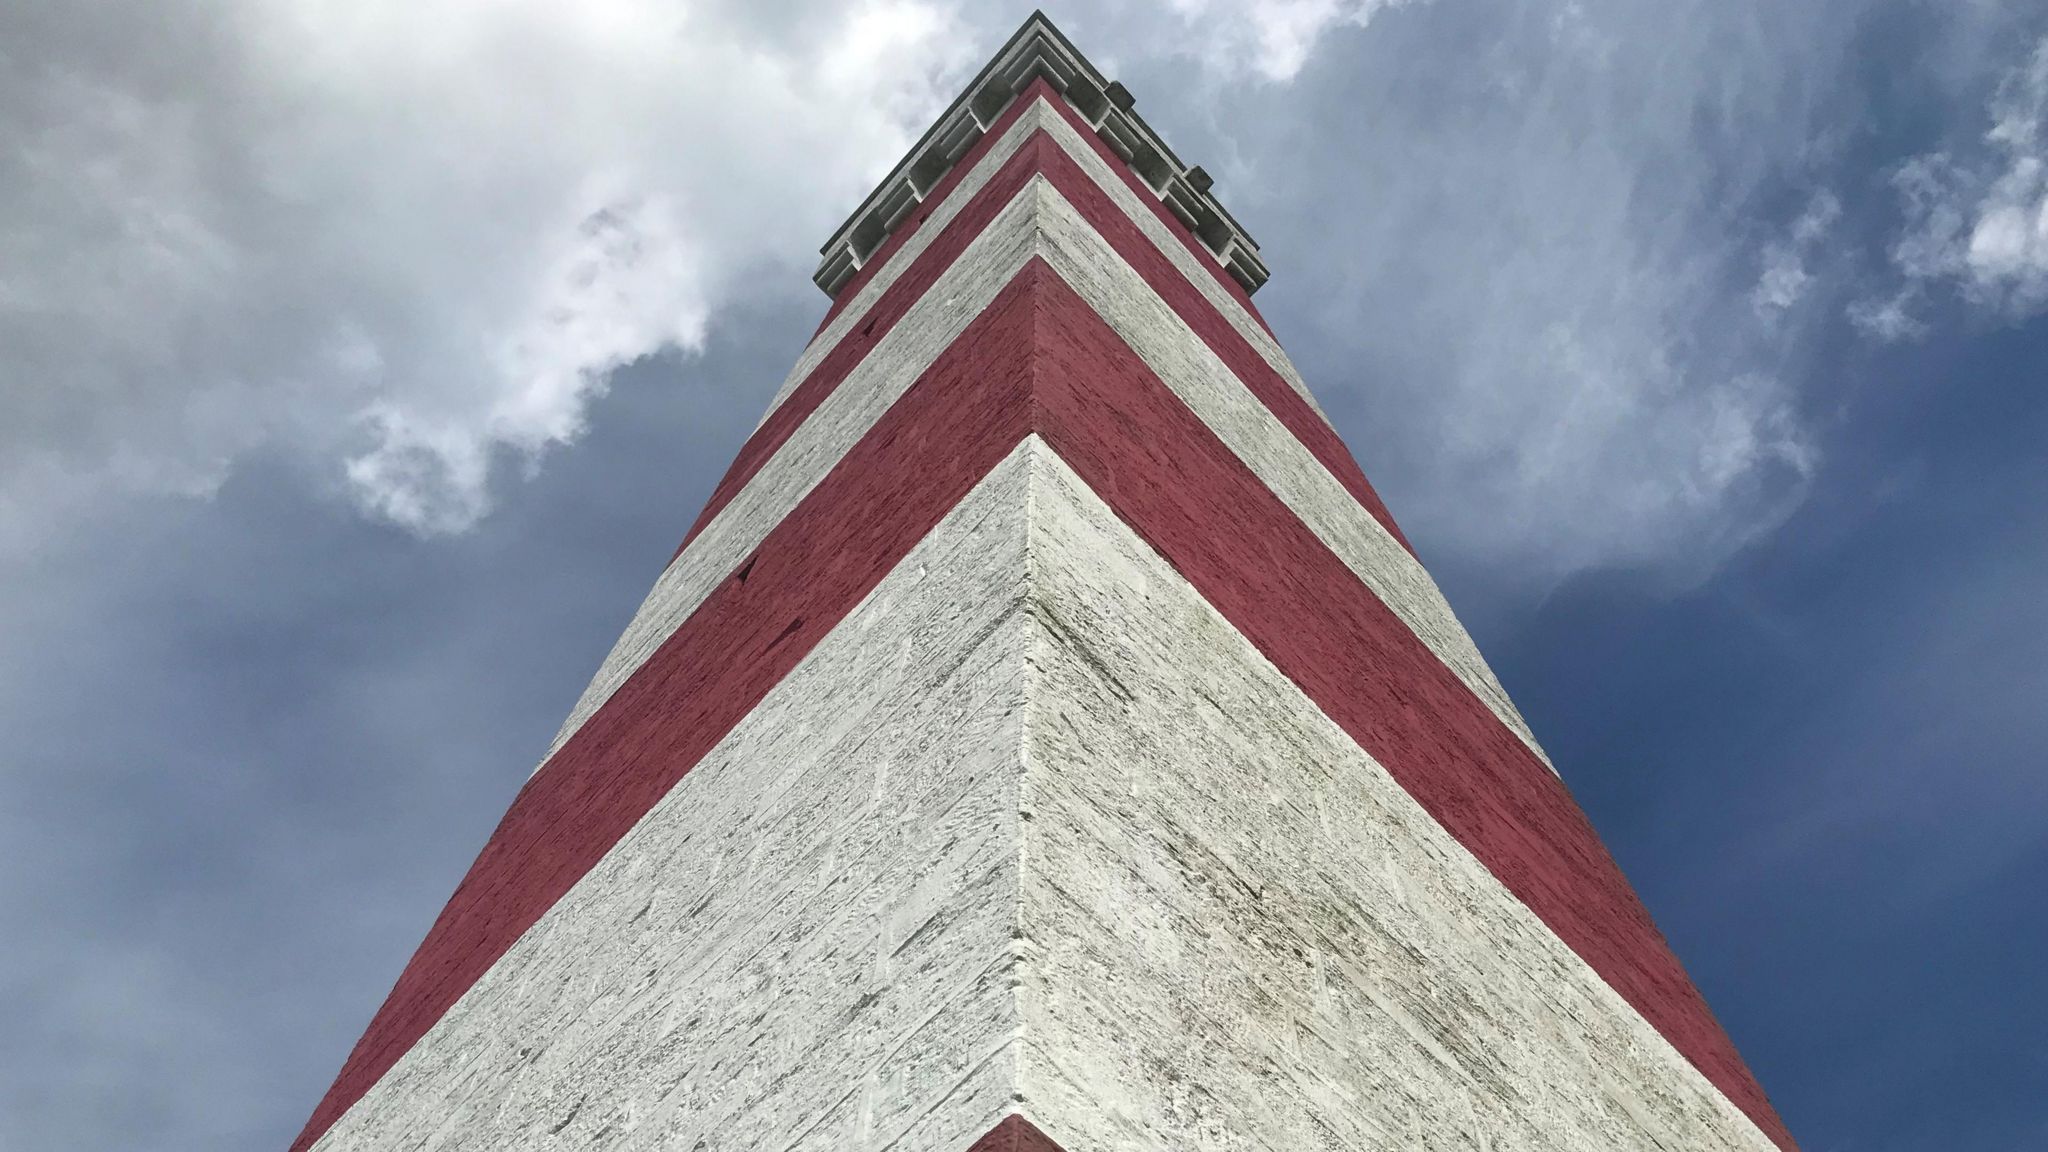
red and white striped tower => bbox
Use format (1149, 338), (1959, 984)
(291, 14), (1797, 1152)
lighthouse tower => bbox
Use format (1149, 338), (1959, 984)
(291, 13), (1795, 1152)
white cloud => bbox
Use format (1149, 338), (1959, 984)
(0, 0), (979, 543)
(1862, 36), (2048, 337)
(1846, 289), (1927, 343)
(1754, 191), (1840, 318)
(346, 185), (710, 533)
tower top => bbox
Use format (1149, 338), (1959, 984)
(814, 11), (1268, 298)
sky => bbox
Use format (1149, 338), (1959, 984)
(1, 0), (2045, 1149)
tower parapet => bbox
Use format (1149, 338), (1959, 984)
(814, 11), (1268, 298)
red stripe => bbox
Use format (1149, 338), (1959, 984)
(964, 1115), (1065, 1152)
(295, 262), (1792, 1150)
(678, 103), (1407, 563)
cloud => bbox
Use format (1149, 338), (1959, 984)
(1211, 0), (1849, 585)
(1754, 192), (1841, 318)
(0, 0), (979, 543)
(1860, 36), (2048, 338)
(1156, 0), (1413, 82)
(345, 186), (709, 533)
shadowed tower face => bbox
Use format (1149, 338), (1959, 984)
(290, 14), (1796, 1152)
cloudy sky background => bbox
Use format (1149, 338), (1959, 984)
(3, 0), (2045, 1148)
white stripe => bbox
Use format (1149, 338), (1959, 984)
(313, 442), (1045, 1152)
(542, 175), (1544, 776)
(1014, 445), (1774, 1152)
